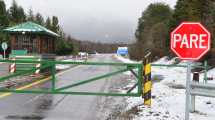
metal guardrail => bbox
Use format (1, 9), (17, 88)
(190, 82), (215, 97)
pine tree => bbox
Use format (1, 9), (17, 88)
(51, 16), (59, 33)
(170, 0), (215, 49)
(0, 0), (9, 42)
(27, 8), (35, 22)
(0, 0), (8, 27)
(45, 17), (52, 30)
(133, 3), (172, 59)
(35, 12), (44, 25)
(8, 0), (26, 24)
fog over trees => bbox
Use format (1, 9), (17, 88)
(4, 0), (176, 43)
(1, 0), (129, 55)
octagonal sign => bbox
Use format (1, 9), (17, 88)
(171, 22), (211, 61)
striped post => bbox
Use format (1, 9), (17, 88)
(35, 59), (41, 75)
(143, 52), (152, 106)
(9, 58), (16, 73)
(13, 55), (41, 76)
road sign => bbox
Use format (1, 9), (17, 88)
(117, 47), (128, 55)
(1, 42), (8, 59)
(171, 22), (211, 61)
(1, 42), (7, 50)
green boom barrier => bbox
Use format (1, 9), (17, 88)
(0, 59), (144, 97)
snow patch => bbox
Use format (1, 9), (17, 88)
(55, 57), (85, 70)
(115, 55), (215, 120)
(114, 54), (136, 63)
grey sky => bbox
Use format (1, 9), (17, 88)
(4, 0), (177, 43)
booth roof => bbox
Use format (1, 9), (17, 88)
(3, 21), (59, 37)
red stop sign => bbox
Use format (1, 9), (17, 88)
(171, 22), (211, 61)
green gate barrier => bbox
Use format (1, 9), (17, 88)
(0, 59), (144, 97)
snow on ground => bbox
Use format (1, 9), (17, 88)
(114, 55), (138, 76)
(55, 56), (86, 70)
(114, 55), (136, 63)
(115, 54), (215, 120)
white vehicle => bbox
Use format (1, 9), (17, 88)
(78, 52), (88, 59)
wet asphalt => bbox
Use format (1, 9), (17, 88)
(0, 54), (127, 120)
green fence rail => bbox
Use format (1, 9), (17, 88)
(0, 59), (143, 97)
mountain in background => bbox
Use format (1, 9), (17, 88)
(63, 18), (135, 43)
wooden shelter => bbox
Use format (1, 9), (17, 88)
(3, 22), (59, 54)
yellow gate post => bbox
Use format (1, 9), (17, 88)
(143, 52), (152, 106)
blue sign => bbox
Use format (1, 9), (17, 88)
(117, 47), (128, 55)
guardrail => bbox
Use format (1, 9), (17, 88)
(190, 82), (215, 97)
(190, 78), (215, 113)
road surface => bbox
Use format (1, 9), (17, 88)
(0, 63), (8, 76)
(0, 54), (131, 120)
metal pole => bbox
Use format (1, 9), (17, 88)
(3, 50), (5, 59)
(190, 72), (199, 112)
(185, 61), (192, 120)
(204, 61), (208, 83)
(190, 91), (195, 113)
(51, 63), (56, 91)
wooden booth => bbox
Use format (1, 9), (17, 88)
(3, 22), (59, 54)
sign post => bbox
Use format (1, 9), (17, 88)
(170, 22), (211, 120)
(185, 61), (192, 120)
(1, 42), (8, 59)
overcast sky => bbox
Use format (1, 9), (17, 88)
(4, 0), (177, 43)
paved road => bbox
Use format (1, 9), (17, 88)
(0, 63), (9, 76)
(0, 54), (129, 120)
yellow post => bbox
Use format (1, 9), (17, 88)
(143, 52), (152, 106)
